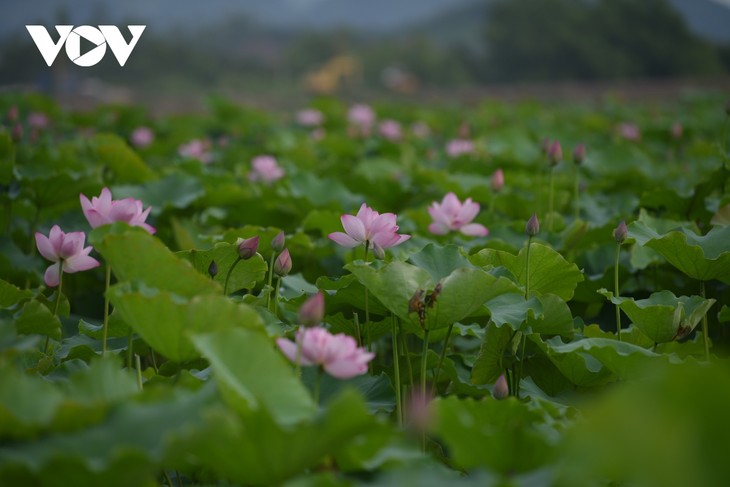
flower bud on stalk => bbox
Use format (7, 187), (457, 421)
(298, 292), (325, 327)
(614, 221), (628, 244)
(548, 140), (562, 166)
(526, 213), (540, 237)
(493, 373), (509, 399)
(271, 231), (285, 252)
(274, 248), (292, 277)
(573, 143), (586, 165)
(491, 168), (504, 192)
(238, 236), (259, 260)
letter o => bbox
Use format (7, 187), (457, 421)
(65, 25), (107, 67)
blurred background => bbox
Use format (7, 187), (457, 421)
(1, 0), (729, 111)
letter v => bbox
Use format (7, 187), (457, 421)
(99, 25), (146, 67)
(26, 25), (73, 66)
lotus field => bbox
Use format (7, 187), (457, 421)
(1, 93), (730, 486)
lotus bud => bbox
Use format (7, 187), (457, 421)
(614, 220), (628, 244)
(525, 213), (540, 237)
(573, 143), (586, 165)
(671, 122), (683, 140)
(11, 124), (22, 142)
(208, 260), (218, 278)
(7, 106), (18, 122)
(493, 373), (509, 399)
(548, 140), (562, 166)
(491, 168), (504, 192)
(298, 292), (325, 327)
(540, 137), (551, 155)
(274, 248), (292, 277)
(271, 231), (285, 252)
(238, 236), (260, 260)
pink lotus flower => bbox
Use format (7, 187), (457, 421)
(296, 108), (324, 127)
(445, 139), (475, 158)
(348, 103), (375, 128)
(35, 225), (100, 287)
(328, 203), (410, 250)
(130, 126), (154, 148)
(28, 112), (49, 129)
(428, 192), (488, 237)
(80, 187), (156, 234)
(178, 139), (213, 164)
(617, 122), (640, 141)
(249, 155), (285, 184)
(276, 327), (374, 379)
(378, 119), (402, 141)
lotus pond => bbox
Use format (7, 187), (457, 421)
(1, 92), (729, 487)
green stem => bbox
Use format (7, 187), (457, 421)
(615, 242), (622, 342)
(314, 366), (322, 405)
(701, 280), (710, 360)
(223, 256), (242, 296)
(364, 241), (372, 368)
(266, 252), (276, 309)
(433, 323), (454, 395)
(102, 264), (111, 355)
(401, 331), (415, 392)
(548, 166), (555, 232)
(420, 328), (430, 451)
(354, 312), (362, 347)
(525, 236), (533, 299)
(45, 260), (64, 355)
(516, 334), (527, 399)
(150, 349), (159, 375)
(162, 470), (174, 487)
(573, 170), (580, 220)
(127, 328), (134, 369)
(392, 314), (403, 427)
(135, 354), (143, 391)
(273, 276), (282, 318)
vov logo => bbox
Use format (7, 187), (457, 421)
(26, 25), (146, 67)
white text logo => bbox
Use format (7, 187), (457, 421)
(26, 25), (146, 67)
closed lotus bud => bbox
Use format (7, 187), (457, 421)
(614, 220), (628, 244)
(525, 213), (540, 236)
(671, 122), (683, 140)
(491, 168), (504, 192)
(7, 106), (19, 122)
(493, 373), (509, 399)
(238, 236), (260, 260)
(573, 143), (586, 165)
(274, 248), (292, 277)
(548, 140), (562, 166)
(271, 231), (285, 252)
(298, 292), (325, 327)
(11, 124), (22, 142)
(208, 260), (218, 278)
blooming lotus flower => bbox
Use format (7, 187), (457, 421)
(249, 155), (285, 184)
(328, 203), (410, 250)
(130, 126), (154, 148)
(617, 122), (640, 141)
(28, 112), (49, 129)
(178, 139), (213, 164)
(428, 192), (488, 237)
(378, 119), (402, 141)
(35, 225), (100, 287)
(348, 103), (375, 128)
(445, 139), (475, 158)
(276, 327), (374, 379)
(80, 187), (156, 234)
(296, 108), (324, 127)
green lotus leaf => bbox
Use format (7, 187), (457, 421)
(598, 289), (715, 343)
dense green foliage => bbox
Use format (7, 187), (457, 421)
(0, 91), (729, 486)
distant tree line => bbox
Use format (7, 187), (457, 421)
(480, 0), (728, 81)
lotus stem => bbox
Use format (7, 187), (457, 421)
(392, 314), (403, 427)
(701, 280), (709, 360)
(223, 256), (242, 296)
(615, 242), (622, 342)
(102, 264), (111, 355)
